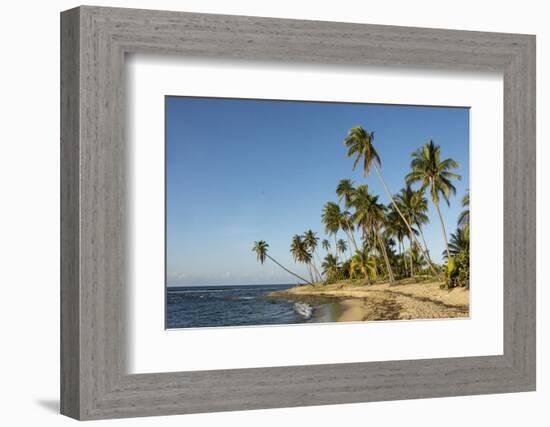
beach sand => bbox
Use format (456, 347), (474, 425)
(269, 280), (469, 322)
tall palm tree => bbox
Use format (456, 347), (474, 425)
(336, 239), (348, 258)
(252, 240), (311, 284)
(409, 188), (432, 263)
(458, 189), (470, 234)
(321, 239), (331, 252)
(371, 203), (396, 283)
(396, 187), (431, 270)
(384, 206), (409, 277)
(335, 179), (360, 251)
(406, 140), (461, 260)
(344, 126), (437, 275)
(349, 185), (374, 244)
(339, 210), (359, 252)
(303, 229), (322, 281)
(336, 178), (356, 207)
(290, 234), (315, 282)
(322, 201), (342, 262)
(321, 253), (340, 282)
(350, 184), (395, 283)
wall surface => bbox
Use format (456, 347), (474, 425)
(0, 0), (547, 425)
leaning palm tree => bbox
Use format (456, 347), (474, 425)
(458, 189), (470, 234)
(336, 239), (348, 258)
(321, 253), (340, 283)
(322, 201), (342, 262)
(303, 229), (322, 281)
(406, 140), (461, 260)
(321, 238), (331, 252)
(344, 126), (437, 275)
(290, 234), (315, 282)
(252, 240), (311, 284)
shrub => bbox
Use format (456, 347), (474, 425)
(445, 250), (469, 288)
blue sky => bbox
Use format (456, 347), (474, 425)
(166, 96), (469, 286)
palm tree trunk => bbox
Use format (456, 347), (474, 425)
(434, 200), (451, 260)
(401, 240), (408, 277)
(397, 239), (405, 273)
(311, 259), (323, 282)
(266, 255), (312, 284)
(306, 263), (314, 283)
(344, 217), (359, 252)
(408, 237), (414, 278)
(417, 224), (433, 264)
(334, 235), (339, 262)
(377, 232), (395, 284)
(372, 163), (438, 276)
(313, 252), (324, 281)
(365, 225), (379, 276)
(343, 230), (356, 254)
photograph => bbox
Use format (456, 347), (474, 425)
(165, 96), (470, 329)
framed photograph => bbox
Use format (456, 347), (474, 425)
(61, 6), (535, 420)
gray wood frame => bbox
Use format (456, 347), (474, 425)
(60, 5), (536, 420)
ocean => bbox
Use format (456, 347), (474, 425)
(166, 284), (324, 329)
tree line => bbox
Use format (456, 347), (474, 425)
(253, 126), (470, 288)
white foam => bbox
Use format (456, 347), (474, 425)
(293, 302), (313, 320)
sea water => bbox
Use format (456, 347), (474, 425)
(166, 284), (317, 329)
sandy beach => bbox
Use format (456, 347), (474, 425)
(268, 280), (469, 322)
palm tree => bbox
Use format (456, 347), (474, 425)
(350, 184), (395, 283)
(303, 229), (322, 281)
(336, 178), (356, 207)
(445, 226), (470, 258)
(349, 184), (375, 244)
(409, 245), (427, 273)
(445, 226), (470, 289)
(458, 189), (470, 234)
(321, 253), (340, 282)
(322, 201), (342, 261)
(252, 240), (311, 284)
(339, 210), (359, 252)
(344, 126), (437, 275)
(409, 188), (432, 263)
(350, 249), (376, 283)
(384, 206), (408, 277)
(290, 234), (315, 282)
(336, 179), (360, 251)
(321, 239), (331, 252)
(395, 187), (432, 271)
(406, 140), (461, 260)
(336, 239), (348, 258)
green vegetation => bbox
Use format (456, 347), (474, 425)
(252, 240), (312, 284)
(253, 126), (469, 289)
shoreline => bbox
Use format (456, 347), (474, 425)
(269, 280), (469, 322)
